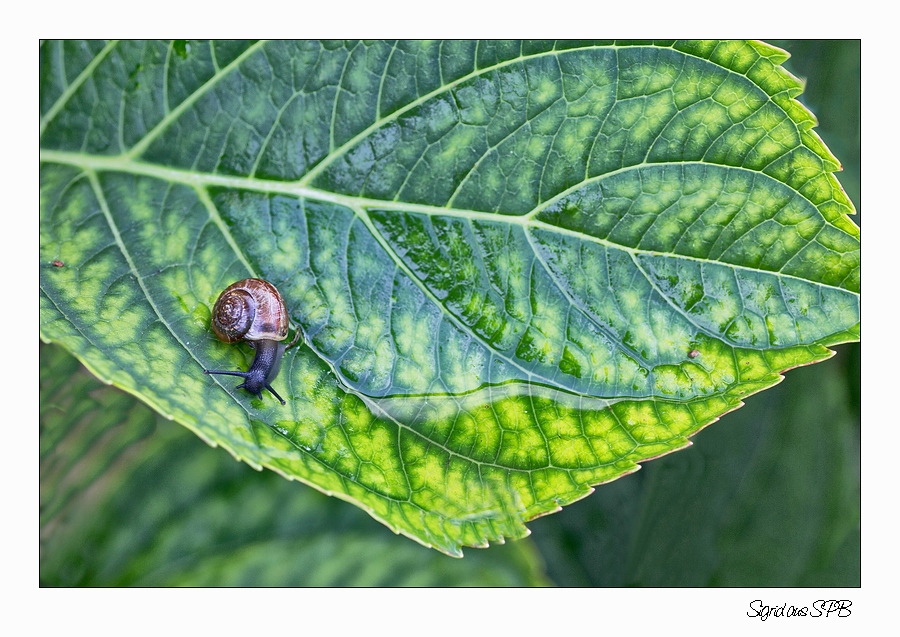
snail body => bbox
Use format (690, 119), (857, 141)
(204, 278), (291, 405)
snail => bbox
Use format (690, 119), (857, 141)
(204, 278), (299, 405)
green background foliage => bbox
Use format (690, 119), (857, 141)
(40, 40), (859, 582)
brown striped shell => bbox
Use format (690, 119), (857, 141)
(211, 278), (289, 344)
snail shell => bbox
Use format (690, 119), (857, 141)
(212, 278), (289, 344)
(205, 278), (292, 405)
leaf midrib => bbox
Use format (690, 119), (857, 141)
(39, 149), (859, 299)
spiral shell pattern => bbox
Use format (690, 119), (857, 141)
(211, 278), (289, 343)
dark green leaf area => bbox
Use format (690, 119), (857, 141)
(313, 41), (840, 218)
(43, 41), (834, 214)
(40, 40), (109, 117)
(40, 344), (548, 586)
(40, 40), (258, 155)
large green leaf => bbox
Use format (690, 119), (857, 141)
(40, 40), (860, 556)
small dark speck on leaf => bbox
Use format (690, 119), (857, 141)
(52, 260), (64, 267)
(688, 349), (700, 358)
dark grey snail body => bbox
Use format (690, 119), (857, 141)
(204, 278), (291, 405)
